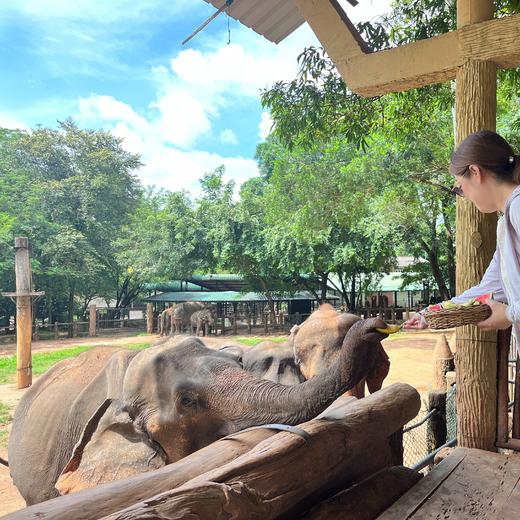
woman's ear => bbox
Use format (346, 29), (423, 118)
(55, 399), (166, 495)
(469, 164), (484, 183)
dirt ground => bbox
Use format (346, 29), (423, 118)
(0, 329), (454, 516)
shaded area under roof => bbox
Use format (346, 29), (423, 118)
(144, 291), (339, 303)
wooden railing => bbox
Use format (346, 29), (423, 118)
(496, 327), (520, 450)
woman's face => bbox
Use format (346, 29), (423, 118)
(453, 166), (499, 213)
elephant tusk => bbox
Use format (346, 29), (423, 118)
(375, 324), (402, 334)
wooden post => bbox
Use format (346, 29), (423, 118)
(455, 0), (498, 452)
(146, 303), (154, 334)
(14, 237), (32, 389)
(88, 305), (96, 337)
(233, 314), (238, 335)
(247, 313), (252, 334)
(432, 334), (455, 391)
(72, 321), (78, 338)
(427, 391), (447, 453)
(54, 321), (59, 340)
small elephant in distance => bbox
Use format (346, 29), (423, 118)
(190, 308), (215, 336)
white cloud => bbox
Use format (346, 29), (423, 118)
(219, 129), (238, 145)
(0, 113), (29, 131)
(76, 94), (258, 195)
(258, 112), (273, 141)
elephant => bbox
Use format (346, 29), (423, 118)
(218, 341), (305, 385)
(8, 318), (389, 505)
(170, 301), (206, 334)
(159, 305), (176, 336)
(290, 304), (390, 398)
(190, 308), (215, 336)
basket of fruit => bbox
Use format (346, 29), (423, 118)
(423, 294), (492, 329)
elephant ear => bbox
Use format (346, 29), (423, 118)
(55, 399), (166, 495)
(366, 343), (391, 394)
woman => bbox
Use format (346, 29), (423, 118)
(405, 130), (520, 334)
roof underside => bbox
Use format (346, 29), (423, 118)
(144, 290), (339, 303)
(203, 0), (305, 44)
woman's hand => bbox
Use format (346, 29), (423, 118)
(403, 313), (428, 330)
(477, 299), (512, 330)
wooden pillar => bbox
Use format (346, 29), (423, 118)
(455, 0), (497, 451)
(146, 303), (154, 334)
(88, 305), (96, 337)
(14, 237), (32, 389)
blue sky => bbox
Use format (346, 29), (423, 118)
(0, 0), (391, 195)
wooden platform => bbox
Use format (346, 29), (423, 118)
(378, 447), (520, 519)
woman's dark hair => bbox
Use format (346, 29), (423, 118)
(449, 130), (520, 183)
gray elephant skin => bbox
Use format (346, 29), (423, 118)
(190, 308), (215, 336)
(8, 318), (388, 505)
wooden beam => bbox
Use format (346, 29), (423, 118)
(296, 8), (520, 97)
(293, 0), (368, 61)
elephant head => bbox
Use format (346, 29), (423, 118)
(56, 318), (389, 495)
(290, 304), (390, 398)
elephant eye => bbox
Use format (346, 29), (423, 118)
(180, 395), (197, 408)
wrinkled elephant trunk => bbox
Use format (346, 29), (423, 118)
(211, 318), (387, 429)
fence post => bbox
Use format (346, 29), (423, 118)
(89, 305), (97, 337)
(32, 322), (39, 342)
(72, 321), (78, 338)
(146, 303), (154, 334)
(247, 314), (252, 334)
(221, 317), (226, 336)
(405, 307), (410, 321)
(391, 307), (396, 324)
(427, 390), (447, 453)
(54, 321), (59, 340)
(233, 314), (238, 335)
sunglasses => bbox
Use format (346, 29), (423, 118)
(450, 165), (470, 197)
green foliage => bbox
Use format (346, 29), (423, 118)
(0, 401), (11, 426)
(0, 120), (142, 323)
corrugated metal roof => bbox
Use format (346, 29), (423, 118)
(144, 290), (339, 303)
(143, 281), (208, 292)
(203, 0), (305, 44)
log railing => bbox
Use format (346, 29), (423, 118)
(496, 327), (520, 450)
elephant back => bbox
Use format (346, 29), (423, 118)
(8, 347), (136, 505)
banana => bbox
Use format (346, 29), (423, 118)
(376, 324), (402, 334)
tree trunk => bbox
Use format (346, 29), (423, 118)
(319, 272), (329, 303)
(350, 274), (356, 313)
(455, 24), (498, 451)
(67, 284), (74, 338)
(441, 198), (456, 298)
(419, 239), (449, 300)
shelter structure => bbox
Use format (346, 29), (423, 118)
(199, 0), (520, 454)
(144, 274), (339, 319)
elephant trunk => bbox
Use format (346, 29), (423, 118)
(212, 318), (387, 429)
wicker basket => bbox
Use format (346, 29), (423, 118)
(424, 304), (491, 329)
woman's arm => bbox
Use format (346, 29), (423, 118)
(451, 249), (506, 303)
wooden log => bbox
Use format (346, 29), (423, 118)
(432, 334), (454, 391)
(146, 303), (154, 334)
(14, 237), (32, 389)
(300, 466), (422, 520)
(89, 305), (96, 337)
(98, 383), (420, 520)
(4, 429), (278, 520)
